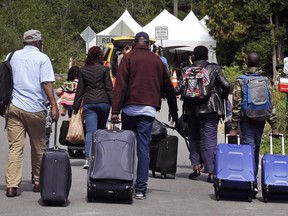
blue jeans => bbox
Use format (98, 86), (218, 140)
(83, 103), (110, 159)
(121, 112), (154, 194)
(186, 113), (220, 174)
(240, 120), (265, 176)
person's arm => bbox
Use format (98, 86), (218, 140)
(73, 70), (84, 112)
(229, 79), (242, 135)
(162, 66), (178, 124)
(42, 82), (59, 122)
(267, 79), (280, 136)
(104, 66), (113, 103)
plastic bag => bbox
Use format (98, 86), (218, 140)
(66, 109), (85, 144)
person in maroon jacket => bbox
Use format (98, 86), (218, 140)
(111, 31), (178, 200)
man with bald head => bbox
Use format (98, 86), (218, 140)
(5, 29), (59, 197)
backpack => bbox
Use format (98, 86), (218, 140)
(0, 52), (14, 117)
(181, 64), (211, 102)
(239, 74), (272, 121)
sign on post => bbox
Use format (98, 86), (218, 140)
(80, 26), (96, 53)
(155, 26), (168, 40)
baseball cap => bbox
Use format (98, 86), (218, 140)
(23, 29), (42, 42)
(135, 31), (149, 43)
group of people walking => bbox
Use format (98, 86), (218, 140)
(3, 29), (280, 201)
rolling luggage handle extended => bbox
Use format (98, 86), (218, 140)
(107, 120), (122, 130)
(225, 134), (240, 145)
(269, 133), (285, 155)
(54, 121), (59, 150)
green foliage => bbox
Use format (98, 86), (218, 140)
(261, 90), (288, 154)
(222, 65), (244, 91)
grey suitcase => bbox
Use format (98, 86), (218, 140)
(87, 128), (136, 203)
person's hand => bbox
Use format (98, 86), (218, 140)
(111, 114), (120, 124)
(229, 129), (238, 137)
(272, 128), (280, 138)
(51, 106), (59, 122)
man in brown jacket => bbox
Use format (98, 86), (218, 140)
(111, 31), (178, 200)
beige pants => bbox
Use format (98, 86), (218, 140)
(6, 104), (46, 188)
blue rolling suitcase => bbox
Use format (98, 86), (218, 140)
(262, 134), (288, 202)
(214, 135), (257, 202)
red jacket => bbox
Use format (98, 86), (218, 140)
(112, 44), (178, 120)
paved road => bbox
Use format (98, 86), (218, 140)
(0, 99), (287, 216)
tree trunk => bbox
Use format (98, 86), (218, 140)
(270, 15), (277, 83)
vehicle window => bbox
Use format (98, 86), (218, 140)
(103, 47), (111, 61)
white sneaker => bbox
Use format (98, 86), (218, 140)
(134, 192), (146, 200)
(82, 159), (89, 169)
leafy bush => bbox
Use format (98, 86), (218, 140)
(222, 65), (244, 92)
(261, 89), (288, 154)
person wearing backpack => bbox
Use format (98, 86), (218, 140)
(175, 45), (230, 183)
(229, 52), (279, 177)
(4, 29), (59, 197)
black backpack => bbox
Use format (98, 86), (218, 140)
(0, 52), (14, 117)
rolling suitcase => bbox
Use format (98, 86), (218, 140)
(149, 135), (178, 179)
(40, 122), (72, 205)
(214, 135), (257, 202)
(87, 126), (136, 203)
(262, 133), (288, 202)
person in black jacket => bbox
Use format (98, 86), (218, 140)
(73, 46), (113, 169)
(175, 45), (230, 183)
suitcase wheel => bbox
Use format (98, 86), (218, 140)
(248, 197), (252, 203)
(216, 195), (220, 201)
(161, 174), (166, 179)
(171, 174), (175, 179)
(263, 197), (268, 203)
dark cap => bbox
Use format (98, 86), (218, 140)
(135, 31), (149, 43)
(193, 45), (208, 61)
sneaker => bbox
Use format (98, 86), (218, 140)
(134, 192), (146, 200)
(188, 170), (201, 179)
(252, 187), (258, 199)
(82, 159), (89, 169)
(207, 174), (214, 183)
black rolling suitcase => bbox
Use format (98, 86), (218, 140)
(87, 126), (136, 204)
(40, 122), (72, 205)
(149, 135), (178, 179)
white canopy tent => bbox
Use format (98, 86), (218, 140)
(89, 10), (143, 48)
(200, 15), (210, 31)
(143, 10), (217, 63)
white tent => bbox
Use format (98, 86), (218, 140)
(200, 15), (210, 31)
(89, 10), (143, 48)
(143, 10), (217, 63)
(143, 9), (182, 45)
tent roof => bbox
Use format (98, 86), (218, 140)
(143, 9), (182, 40)
(97, 10), (143, 36)
(200, 15), (210, 31)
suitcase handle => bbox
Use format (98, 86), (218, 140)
(225, 134), (240, 145)
(269, 133), (285, 155)
(54, 121), (59, 149)
(107, 120), (122, 130)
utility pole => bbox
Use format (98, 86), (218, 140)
(173, 0), (178, 17)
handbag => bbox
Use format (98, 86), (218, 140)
(59, 120), (85, 146)
(66, 109), (85, 144)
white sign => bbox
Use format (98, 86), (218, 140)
(80, 26), (96, 43)
(155, 26), (168, 40)
(96, 35), (116, 47)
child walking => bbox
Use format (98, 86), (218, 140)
(56, 66), (79, 118)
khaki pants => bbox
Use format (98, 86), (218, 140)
(6, 104), (46, 188)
